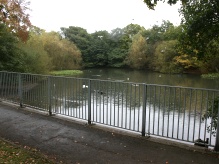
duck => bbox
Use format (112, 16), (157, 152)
(94, 90), (104, 95)
(195, 138), (209, 144)
(82, 85), (88, 89)
(194, 138), (209, 147)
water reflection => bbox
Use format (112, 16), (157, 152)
(76, 68), (219, 89)
(19, 71), (218, 147)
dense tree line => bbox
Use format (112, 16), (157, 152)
(60, 20), (217, 74)
(0, 24), (82, 73)
(0, 0), (219, 74)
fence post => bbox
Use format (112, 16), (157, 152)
(88, 79), (91, 124)
(48, 76), (52, 116)
(214, 100), (219, 151)
(0, 72), (3, 100)
(18, 73), (23, 108)
(142, 84), (147, 136)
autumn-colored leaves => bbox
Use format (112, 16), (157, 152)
(0, 0), (31, 41)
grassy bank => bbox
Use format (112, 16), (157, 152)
(0, 138), (56, 163)
(50, 70), (83, 76)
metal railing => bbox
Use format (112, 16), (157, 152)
(1, 71), (219, 151)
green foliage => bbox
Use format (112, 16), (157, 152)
(0, 23), (21, 71)
(201, 73), (219, 79)
(41, 32), (82, 70)
(108, 48), (127, 67)
(202, 37), (219, 72)
(61, 26), (91, 64)
(179, 0), (219, 58)
(125, 34), (148, 69)
(142, 21), (180, 44)
(61, 25), (146, 68)
(123, 24), (145, 37)
(50, 70), (83, 76)
(108, 24), (146, 68)
(202, 97), (219, 136)
(17, 33), (52, 74)
(144, 1), (219, 73)
(88, 31), (111, 67)
(153, 40), (180, 73)
(143, 0), (180, 9)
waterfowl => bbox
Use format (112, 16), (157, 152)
(194, 138), (209, 147)
(93, 90), (104, 95)
(82, 85), (88, 88)
(195, 138), (209, 144)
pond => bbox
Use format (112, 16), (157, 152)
(2, 71), (217, 147)
(75, 68), (219, 90)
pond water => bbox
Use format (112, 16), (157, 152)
(75, 68), (219, 90)
(65, 68), (219, 147)
(11, 69), (217, 147)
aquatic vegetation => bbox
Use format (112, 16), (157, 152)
(201, 73), (219, 79)
(50, 70), (83, 76)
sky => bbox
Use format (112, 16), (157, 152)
(29, 0), (182, 33)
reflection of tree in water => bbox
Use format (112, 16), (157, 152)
(22, 75), (50, 109)
(91, 81), (142, 109)
(145, 86), (218, 114)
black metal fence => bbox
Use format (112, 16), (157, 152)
(1, 71), (219, 151)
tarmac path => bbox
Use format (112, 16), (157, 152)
(0, 102), (219, 164)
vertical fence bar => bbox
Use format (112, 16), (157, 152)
(187, 89), (192, 141)
(214, 100), (219, 151)
(172, 87), (176, 138)
(0, 72), (4, 99)
(18, 73), (23, 107)
(88, 79), (91, 124)
(48, 76), (52, 116)
(153, 86), (156, 134)
(142, 84), (147, 136)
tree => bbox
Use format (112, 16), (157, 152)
(106, 28), (126, 67)
(153, 40), (180, 73)
(143, 0), (185, 9)
(144, 0), (219, 60)
(142, 20), (177, 44)
(201, 37), (219, 72)
(0, 23), (21, 71)
(179, 0), (219, 58)
(61, 26), (91, 64)
(41, 32), (82, 70)
(125, 33), (148, 69)
(89, 31), (111, 67)
(17, 34), (52, 74)
(0, 0), (31, 41)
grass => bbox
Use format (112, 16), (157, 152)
(0, 138), (56, 164)
(201, 73), (219, 79)
(50, 70), (83, 76)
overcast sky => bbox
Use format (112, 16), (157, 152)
(29, 0), (182, 33)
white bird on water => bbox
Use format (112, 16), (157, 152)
(82, 85), (88, 88)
